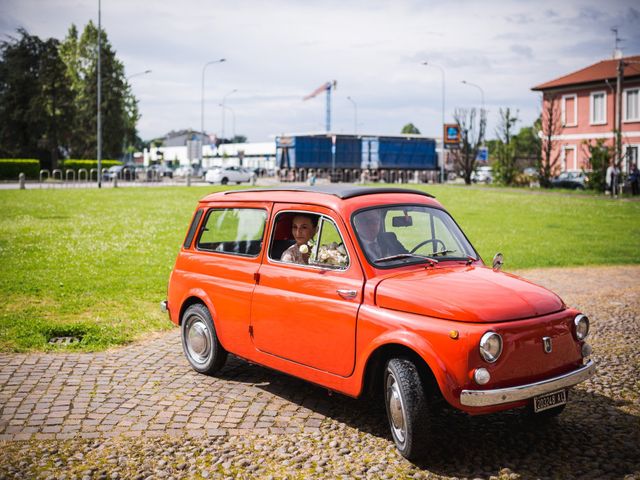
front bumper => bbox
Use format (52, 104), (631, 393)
(460, 359), (596, 407)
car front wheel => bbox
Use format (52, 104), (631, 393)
(181, 303), (227, 375)
(384, 358), (430, 460)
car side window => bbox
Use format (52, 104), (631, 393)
(310, 217), (349, 269)
(196, 208), (266, 257)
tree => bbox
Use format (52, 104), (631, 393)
(0, 29), (74, 169)
(493, 108), (519, 186)
(231, 135), (247, 143)
(401, 123), (421, 134)
(583, 139), (611, 192)
(537, 94), (562, 188)
(60, 22), (139, 159)
(452, 108), (486, 185)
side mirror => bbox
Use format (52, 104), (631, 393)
(492, 252), (504, 271)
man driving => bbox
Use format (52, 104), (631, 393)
(354, 209), (407, 261)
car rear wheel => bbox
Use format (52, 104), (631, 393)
(384, 358), (430, 460)
(181, 303), (227, 375)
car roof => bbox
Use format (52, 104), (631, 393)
(221, 185), (434, 199)
(199, 186), (440, 213)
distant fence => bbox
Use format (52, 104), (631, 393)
(35, 167), (196, 188)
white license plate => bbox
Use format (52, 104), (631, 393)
(534, 389), (567, 413)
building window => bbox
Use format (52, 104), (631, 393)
(624, 88), (639, 122)
(590, 91), (607, 125)
(624, 145), (639, 173)
(561, 94), (577, 126)
(562, 145), (577, 171)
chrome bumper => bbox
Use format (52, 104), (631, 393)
(460, 360), (596, 407)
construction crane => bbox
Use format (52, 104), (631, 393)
(303, 80), (337, 132)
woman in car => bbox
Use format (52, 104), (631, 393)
(281, 214), (319, 264)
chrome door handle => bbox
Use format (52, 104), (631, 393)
(337, 289), (357, 299)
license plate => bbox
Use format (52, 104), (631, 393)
(534, 389), (567, 413)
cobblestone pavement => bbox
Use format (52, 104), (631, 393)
(1, 265), (639, 479)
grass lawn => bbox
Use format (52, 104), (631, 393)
(0, 184), (638, 352)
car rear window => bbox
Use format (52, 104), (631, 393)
(196, 208), (267, 257)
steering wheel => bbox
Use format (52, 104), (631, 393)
(410, 239), (446, 254)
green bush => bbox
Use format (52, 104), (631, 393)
(0, 159), (41, 180)
(61, 159), (121, 172)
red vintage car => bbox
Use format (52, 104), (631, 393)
(163, 186), (595, 459)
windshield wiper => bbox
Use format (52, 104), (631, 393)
(431, 249), (457, 257)
(376, 253), (436, 263)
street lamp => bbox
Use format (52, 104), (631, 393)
(126, 69), (152, 81)
(346, 96), (358, 135)
(200, 58), (226, 166)
(422, 61), (446, 183)
(221, 89), (237, 140)
(461, 80), (485, 112)
(219, 104), (236, 139)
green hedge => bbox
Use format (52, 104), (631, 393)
(61, 159), (121, 172)
(0, 159), (41, 180)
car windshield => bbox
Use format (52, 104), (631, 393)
(352, 205), (478, 267)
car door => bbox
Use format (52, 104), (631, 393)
(250, 204), (364, 377)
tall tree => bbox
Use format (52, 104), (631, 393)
(0, 29), (73, 169)
(537, 94), (562, 188)
(493, 108), (519, 186)
(452, 108), (486, 185)
(60, 22), (139, 159)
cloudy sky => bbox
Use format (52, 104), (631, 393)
(2, 0), (639, 143)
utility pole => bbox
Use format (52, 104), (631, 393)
(97, 0), (102, 188)
(615, 58), (623, 168)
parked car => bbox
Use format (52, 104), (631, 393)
(471, 165), (493, 184)
(148, 164), (173, 179)
(551, 170), (587, 190)
(102, 164), (137, 181)
(205, 166), (256, 185)
(163, 186), (595, 459)
(174, 165), (205, 178)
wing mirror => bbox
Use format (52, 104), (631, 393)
(492, 252), (504, 271)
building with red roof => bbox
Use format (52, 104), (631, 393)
(532, 55), (640, 173)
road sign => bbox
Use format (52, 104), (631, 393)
(444, 124), (460, 149)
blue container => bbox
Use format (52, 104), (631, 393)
(377, 137), (437, 169)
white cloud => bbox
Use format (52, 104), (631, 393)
(1, 0), (639, 141)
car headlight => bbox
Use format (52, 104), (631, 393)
(479, 332), (502, 363)
(574, 314), (589, 340)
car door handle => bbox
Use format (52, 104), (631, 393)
(337, 289), (358, 299)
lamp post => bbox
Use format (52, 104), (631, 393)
(219, 104), (236, 139)
(124, 70), (151, 163)
(200, 58), (226, 167)
(346, 96), (358, 135)
(221, 89), (237, 140)
(97, 0), (102, 188)
(422, 61), (446, 183)
(461, 80), (485, 112)
(126, 69), (152, 81)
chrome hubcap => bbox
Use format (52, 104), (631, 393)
(185, 317), (211, 364)
(386, 372), (406, 444)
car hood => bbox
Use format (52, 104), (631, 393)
(375, 265), (564, 322)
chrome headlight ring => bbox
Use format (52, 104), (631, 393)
(574, 314), (590, 341)
(479, 332), (503, 363)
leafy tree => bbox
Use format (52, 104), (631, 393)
(583, 139), (610, 192)
(401, 123), (421, 134)
(60, 22), (139, 159)
(0, 29), (74, 170)
(231, 135), (248, 143)
(493, 108), (519, 186)
(536, 94), (562, 188)
(452, 108), (486, 185)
